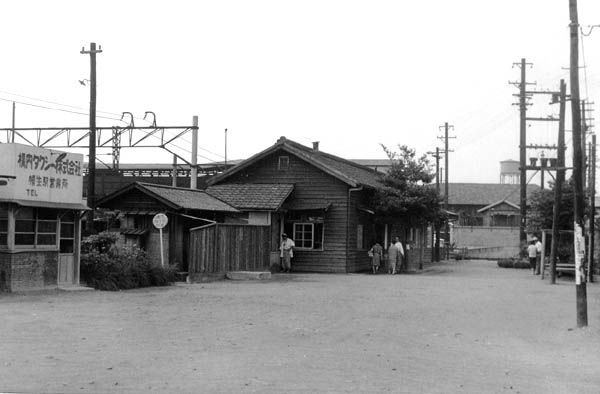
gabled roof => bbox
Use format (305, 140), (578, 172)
(447, 183), (540, 206)
(206, 184), (294, 211)
(96, 182), (238, 212)
(207, 137), (384, 189)
(477, 199), (520, 213)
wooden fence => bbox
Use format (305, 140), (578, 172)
(188, 223), (271, 281)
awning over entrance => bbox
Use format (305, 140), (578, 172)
(282, 199), (331, 211)
(8, 199), (90, 210)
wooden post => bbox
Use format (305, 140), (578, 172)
(549, 80), (567, 285)
(191, 116), (198, 189)
(519, 58), (528, 247)
(540, 231), (546, 277)
(569, 0), (588, 327)
(171, 155), (177, 187)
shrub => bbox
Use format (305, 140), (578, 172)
(81, 231), (176, 291)
(497, 258), (530, 269)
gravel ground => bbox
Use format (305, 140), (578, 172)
(1, 259), (599, 394)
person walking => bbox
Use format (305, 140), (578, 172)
(387, 237), (404, 275)
(369, 241), (383, 274)
(280, 233), (295, 273)
(527, 240), (537, 274)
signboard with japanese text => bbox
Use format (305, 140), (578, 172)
(0, 143), (84, 205)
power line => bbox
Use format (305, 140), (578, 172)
(0, 96), (122, 121)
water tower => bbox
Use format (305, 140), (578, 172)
(500, 160), (520, 184)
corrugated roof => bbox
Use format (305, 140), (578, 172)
(123, 183), (239, 212)
(447, 183), (540, 206)
(206, 184), (294, 211)
(208, 137), (384, 189)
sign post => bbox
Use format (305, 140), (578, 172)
(152, 213), (168, 268)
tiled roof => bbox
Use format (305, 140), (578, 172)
(447, 183), (540, 206)
(137, 183), (238, 212)
(206, 183), (294, 210)
(208, 137), (384, 189)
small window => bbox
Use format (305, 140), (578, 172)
(278, 156), (289, 170)
(0, 205), (8, 247)
(292, 222), (324, 250)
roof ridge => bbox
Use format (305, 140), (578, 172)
(137, 182), (208, 193)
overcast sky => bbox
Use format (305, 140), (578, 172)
(1, 0), (599, 184)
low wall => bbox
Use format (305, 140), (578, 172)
(0, 250), (58, 292)
(453, 226), (519, 249)
(466, 246), (520, 260)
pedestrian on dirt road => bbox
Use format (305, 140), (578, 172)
(387, 237), (404, 275)
(369, 241), (383, 274)
(280, 233), (295, 273)
(527, 240), (537, 273)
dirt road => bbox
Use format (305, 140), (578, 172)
(1, 260), (599, 393)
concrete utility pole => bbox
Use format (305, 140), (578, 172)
(438, 122), (455, 259)
(549, 80), (567, 285)
(569, 0), (587, 328)
(80, 42), (102, 234)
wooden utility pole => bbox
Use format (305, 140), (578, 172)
(438, 122), (455, 259)
(11, 101), (15, 143)
(588, 133), (596, 282)
(517, 58), (530, 246)
(80, 42), (102, 234)
(549, 80), (567, 285)
(569, 0), (587, 327)
(224, 128), (228, 166)
(190, 115), (198, 189)
(428, 148), (442, 262)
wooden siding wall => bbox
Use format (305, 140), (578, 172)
(222, 152), (352, 273)
(188, 223), (270, 280)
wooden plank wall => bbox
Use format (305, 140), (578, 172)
(188, 224), (270, 281)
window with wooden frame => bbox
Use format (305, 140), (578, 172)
(15, 208), (57, 248)
(286, 211), (324, 250)
(59, 211), (75, 253)
(278, 155), (290, 170)
(0, 205), (7, 247)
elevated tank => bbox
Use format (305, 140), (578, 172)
(500, 160), (520, 184)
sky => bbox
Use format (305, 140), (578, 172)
(0, 0), (599, 184)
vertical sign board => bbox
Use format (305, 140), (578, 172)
(574, 223), (585, 285)
(152, 213), (168, 268)
(0, 143), (84, 205)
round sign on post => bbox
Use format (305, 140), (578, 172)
(152, 213), (168, 229)
(152, 213), (168, 268)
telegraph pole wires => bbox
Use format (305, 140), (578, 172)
(569, 0), (587, 328)
(438, 122), (455, 259)
(80, 42), (102, 234)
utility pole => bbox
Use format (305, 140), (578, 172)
(427, 148), (443, 262)
(224, 128), (228, 166)
(549, 80), (567, 285)
(589, 133), (596, 282)
(190, 115), (198, 189)
(569, 0), (587, 328)
(438, 122), (455, 259)
(80, 42), (102, 234)
(11, 102), (15, 143)
(512, 58), (534, 246)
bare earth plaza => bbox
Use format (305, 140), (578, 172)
(0, 260), (599, 393)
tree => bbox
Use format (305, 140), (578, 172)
(370, 144), (445, 225)
(526, 178), (580, 235)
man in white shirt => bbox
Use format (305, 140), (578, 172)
(280, 233), (295, 273)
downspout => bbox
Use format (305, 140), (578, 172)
(346, 186), (363, 273)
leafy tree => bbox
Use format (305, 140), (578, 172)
(370, 144), (445, 225)
(526, 178), (582, 234)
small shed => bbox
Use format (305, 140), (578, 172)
(0, 143), (88, 292)
(96, 182), (238, 271)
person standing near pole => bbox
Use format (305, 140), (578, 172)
(280, 233), (295, 273)
(527, 240), (537, 274)
(534, 236), (542, 275)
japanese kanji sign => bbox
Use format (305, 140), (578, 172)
(0, 143), (84, 205)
